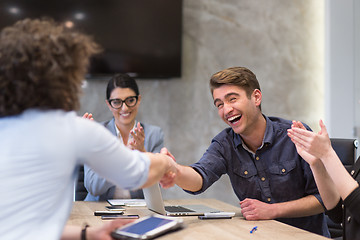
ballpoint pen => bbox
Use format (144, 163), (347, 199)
(250, 226), (258, 233)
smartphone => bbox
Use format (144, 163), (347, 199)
(105, 206), (126, 211)
(94, 210), (124, 216)
(101, 214), (140, 220)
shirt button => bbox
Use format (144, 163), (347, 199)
(347, 216), (351, 222)
(244, 171), (248, 175)
(267, 198), (271, 202)
(342, 204), (344, 209)
(261, 177), (265, 181)
(351, 170), (355, 176)
(256, 156), (260, 161)
(281, 168), (286, 173)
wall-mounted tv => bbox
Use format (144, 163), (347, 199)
(0, 0), (183, 79)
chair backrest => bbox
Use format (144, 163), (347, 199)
(330, 138), (358, 172)
(74, 165), (88, 201)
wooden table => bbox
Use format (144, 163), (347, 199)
(68, 199), (329, 240)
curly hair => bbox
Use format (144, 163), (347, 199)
(0, 18), (101, 117)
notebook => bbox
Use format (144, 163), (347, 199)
(143, 184), (220, 216)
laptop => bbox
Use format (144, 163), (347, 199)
(143, 184), (220, 216)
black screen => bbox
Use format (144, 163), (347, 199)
(0, 0), (182, 79)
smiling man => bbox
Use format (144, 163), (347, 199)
(162, 67), (330, 237)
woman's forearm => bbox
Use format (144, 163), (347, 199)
(321, 149), (359, 201)
(309, 159), (340, 210)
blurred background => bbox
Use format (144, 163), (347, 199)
(78, 0), (360, 206)
(2, 0), (358, 206)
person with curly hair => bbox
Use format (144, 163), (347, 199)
(0, 18), (177, 240)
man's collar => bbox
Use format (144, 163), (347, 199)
(233, 114), (273, 150)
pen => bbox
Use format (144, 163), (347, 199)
(250, 226), (258, 233)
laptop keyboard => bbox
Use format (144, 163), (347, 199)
(165, 205), (195, 213)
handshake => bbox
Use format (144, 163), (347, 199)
(158, 147), (178, 189)
(149, 147), (201, 193)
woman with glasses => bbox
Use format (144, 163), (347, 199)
(84, 73), (164, 201)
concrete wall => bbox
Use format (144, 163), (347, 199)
(78, 0), (325, 206)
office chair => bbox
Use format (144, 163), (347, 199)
(74, 165), (88, 201)
(326, 138), (358, 239)
(330, 138), (359, 171)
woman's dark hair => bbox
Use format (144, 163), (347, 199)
(106, 73), (139, 99)
(0, 18), (101, 117)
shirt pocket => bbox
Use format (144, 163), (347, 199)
(232, 164), (259, 198)
(234, 165), (258, 179)
(268, 158), (296, 176)
(267, 158), (299, 197)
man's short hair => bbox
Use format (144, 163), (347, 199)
(209, 66), (261, 99)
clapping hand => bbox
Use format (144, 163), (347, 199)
(82, 112), (94, 121)
(128, 122), (146, 152)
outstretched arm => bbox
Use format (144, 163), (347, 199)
(84, 164), (116, 197)
(287, 120), (358, 209)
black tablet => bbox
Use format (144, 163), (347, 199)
(111, 214), (184, 239)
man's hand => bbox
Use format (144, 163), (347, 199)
(240, 198), (276, 220)
(160, 147), (176, 162)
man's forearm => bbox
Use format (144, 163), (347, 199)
(272, 195), (325, 219)
(175, 165), (203, 192)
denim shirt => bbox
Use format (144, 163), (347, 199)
(189, 115), (330, 237)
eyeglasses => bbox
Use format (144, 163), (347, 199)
(108, 96), (138, 109)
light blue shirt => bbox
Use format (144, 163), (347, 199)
(0, 110), (150, 240)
